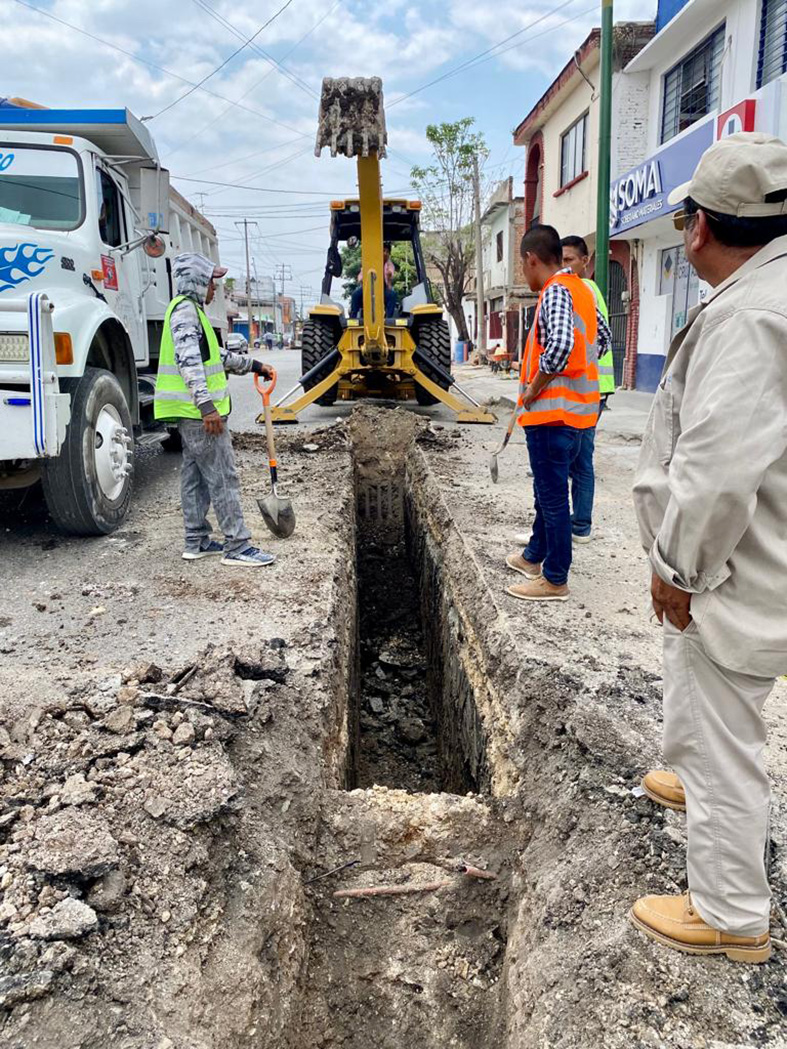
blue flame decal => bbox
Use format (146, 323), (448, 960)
(0, 243), (55, 294)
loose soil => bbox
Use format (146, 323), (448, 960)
(0, 405), (784, 1048)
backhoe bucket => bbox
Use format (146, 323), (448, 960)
(315, 77), (387, 158)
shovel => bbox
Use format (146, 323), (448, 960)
(255, 369), (296, 538)
(489, 398), (520, 483)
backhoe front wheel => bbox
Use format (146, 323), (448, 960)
(42, 366), (134, 535)
(301, 319), (339, 406)
(414, 318), (452, 406)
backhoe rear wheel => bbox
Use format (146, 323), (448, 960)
(301, 319), (339, 406)
(414, 319), (452, 406)
(42, 366), (134, 535)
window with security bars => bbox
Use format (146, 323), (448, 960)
(661, 24), (725, 144)
(759, 0), (787, 87)
(560, 113), (588, 187)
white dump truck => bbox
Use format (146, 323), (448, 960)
(0, 104), (226, 534)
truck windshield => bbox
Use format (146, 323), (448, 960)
(0, 145), (82, 230)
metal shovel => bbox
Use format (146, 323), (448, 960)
(255, 369), (296, 538)
(489, 399), (520, 483)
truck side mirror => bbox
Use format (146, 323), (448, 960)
(139, 165), (170, 234)
(143, 234), (166, 258)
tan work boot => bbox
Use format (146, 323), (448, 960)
(629, 892), (771, 964)
(641, 769), (686, 811)
(506, 576), (569, 602)
(506, 552), (542, 579)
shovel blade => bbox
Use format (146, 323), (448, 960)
(258, 494), (296, 539)
(489, 452), (499, 484)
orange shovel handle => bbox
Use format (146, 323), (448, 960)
(254, 368), (278, 406)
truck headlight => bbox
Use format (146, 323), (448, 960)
(0, 333), (29, 362)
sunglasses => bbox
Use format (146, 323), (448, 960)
(672, 209), (688, 231)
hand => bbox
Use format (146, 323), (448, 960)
(651, 573), (692, 631)
(258, 363), (274, 380)
(203, 410), (224, 436)
(520, 384), (536, 410)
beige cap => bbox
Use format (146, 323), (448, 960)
(667, 132), (787, 217)
(212, 264), (228, 279)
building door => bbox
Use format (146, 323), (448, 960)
(607, 260), (628, 386)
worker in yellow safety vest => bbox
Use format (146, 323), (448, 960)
(155, 252), (275, 567)
(560, 235), (615, 545)
(505, 225), (612, 602)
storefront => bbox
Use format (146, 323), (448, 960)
(611, 78), (785, 391)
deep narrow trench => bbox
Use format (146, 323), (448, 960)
(346, 414), (485, 796)
(353, 479), (440, 792)
(298, 413), (508, 1048)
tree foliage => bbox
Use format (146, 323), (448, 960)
(410, 118), (488, 343)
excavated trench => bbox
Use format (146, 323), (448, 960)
(295, 411), (514, 1048)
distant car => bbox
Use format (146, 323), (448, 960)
(253, 337), (261, 350)
(226, 333), (248, 354)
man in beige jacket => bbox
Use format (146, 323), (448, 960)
(631, 133), (787, 964)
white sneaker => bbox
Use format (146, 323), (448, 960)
(512, 532), (531, 545)
(572, 533), (592, 545)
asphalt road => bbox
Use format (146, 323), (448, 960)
(227, 346), (482, 432)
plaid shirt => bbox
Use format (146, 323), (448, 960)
(536, 268), (613, 375)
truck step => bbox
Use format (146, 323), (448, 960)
(135, 431), (167, 447)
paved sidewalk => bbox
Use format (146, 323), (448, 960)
(453, 363), (653, 440)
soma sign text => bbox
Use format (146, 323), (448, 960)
(610, 160), (663, 230)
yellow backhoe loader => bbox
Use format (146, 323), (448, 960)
(266, 77), (494, 424)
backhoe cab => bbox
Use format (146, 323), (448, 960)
(267, 77), (493, 424)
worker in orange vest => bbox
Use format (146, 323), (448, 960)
(506, 224), (612, 601)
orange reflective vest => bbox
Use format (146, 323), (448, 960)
(518, 272), (600, 430)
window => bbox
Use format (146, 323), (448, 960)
(758, 0), (787, 87)
(0, 145), (82, 230)
(560, 113), (587, 187)
(661, 25), (725, 143)
(95, 168), (124, 247)
(496, 231), (504, 263)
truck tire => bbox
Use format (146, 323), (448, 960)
(42, 367), (134, 535)
(301, 319), (338, 406)
(414, 319), (452, 406)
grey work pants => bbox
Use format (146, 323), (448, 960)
(177, 419), (251, 556)
(662, 619), (774, 936)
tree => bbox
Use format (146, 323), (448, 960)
(224, 276), (236, 295)
(411, 118), (488, 344)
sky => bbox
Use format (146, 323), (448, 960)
(3, 0), (657, 304)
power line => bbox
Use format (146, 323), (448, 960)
(147, 0), (297, 120)
(388, 0), (580, 108)
(11, 0), (308, 140)
(183, 135), (306, 178)
(191, 0), (318, 100)
(165, 1), (339, 161)
(172, 176), (344, 195)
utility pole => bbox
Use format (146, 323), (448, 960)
(234, 219), (258, 342)
(472, 153), (486, 360)
(252, 258), (263, 346)
(275, 263), (292, 337)
(595, 0), (614, 302)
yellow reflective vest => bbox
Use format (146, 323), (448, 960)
(154, 296), (230, 421)
(583, 278), (615, 396)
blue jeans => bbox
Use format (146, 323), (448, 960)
(523, 425), (582, 586)
(569, 426), (596, 537)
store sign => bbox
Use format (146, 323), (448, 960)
(610, 117), (714, 234)
(610, 161), (663, 229)
(717, 99), (756, 139)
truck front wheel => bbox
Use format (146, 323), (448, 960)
(42, 367), (134, 535)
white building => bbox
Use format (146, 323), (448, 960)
(513, 22), (655, 383)
(612, 0), (787, 389)
(464, 177), (527, 357)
